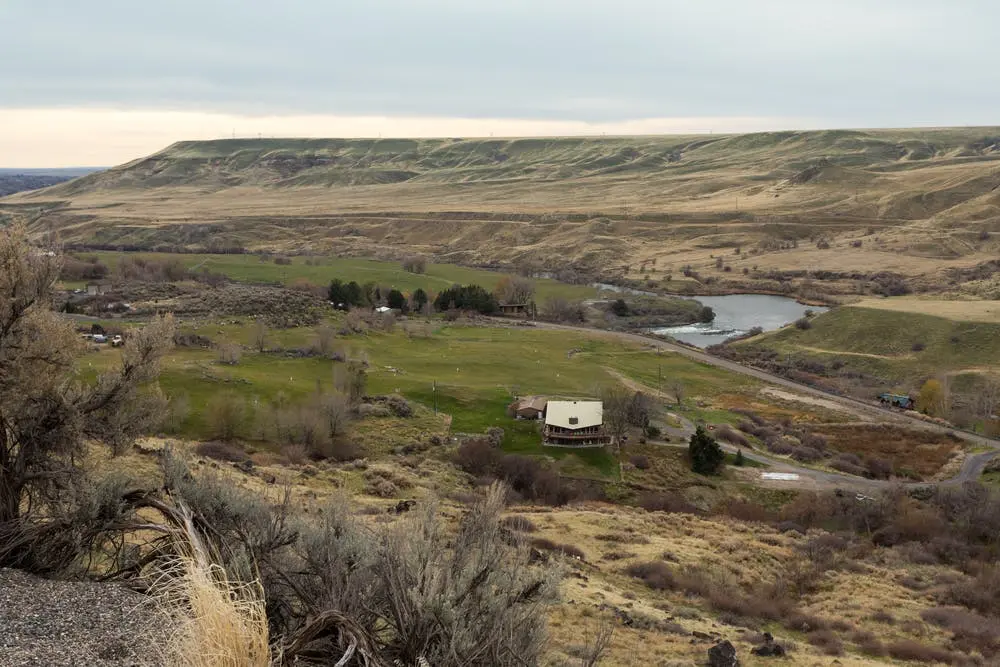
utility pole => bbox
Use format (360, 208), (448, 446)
(658, 365), (662, 395)
(433, 380), (437, 414)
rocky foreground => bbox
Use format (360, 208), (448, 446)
(0, 569), (164, 666)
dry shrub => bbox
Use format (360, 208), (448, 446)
(601, 550), (637, 561)
(454, 439), (581, 506)
(886, 639), (966, 664)
(217, 341), (242, 366)
(501, 515), (537, 533)
(282, 443), (309, 465)
(807, 629), (843, 656)
(719, 499), (774, 523)
(921, 606), (1000, 656)
(871, 610), (896, 625)
(715, 424), (749, 447)
(830, 452), (866, 476)
(624, 561), (675, 590)
(629, 454), (651, 470)
(854, 634), (886, 656)
(594, 532), (650, 545)
(365, 479), (398, 498)
(195, 441), (248, 463)
(638, 492), (700, 514)
(945, 568), (1000, 617)
(530, 538), (584, 560)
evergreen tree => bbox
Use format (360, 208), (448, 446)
(688, 425), (725, 475)
(344, 281), (363, 307)
(387, 288), (406, 311)
(412, 287), (429, 312)
(328, 279), (348, 309)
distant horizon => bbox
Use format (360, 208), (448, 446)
(4, 116), (1000, 170)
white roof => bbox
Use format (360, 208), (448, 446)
(545, 400), (603, 429)
(761, 472), (800, 481)
(375, 306), (393, 313)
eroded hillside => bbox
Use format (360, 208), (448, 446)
(4, 129), (1000, 289)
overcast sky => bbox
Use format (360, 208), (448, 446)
(2, 0), (998, 166)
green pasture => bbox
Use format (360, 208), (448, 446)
(81, 319), (758, 479)
(79, 251), (597, 302)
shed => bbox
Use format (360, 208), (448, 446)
(513, 396), (548, 420)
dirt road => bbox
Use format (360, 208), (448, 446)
(533, 321), (1000, 487)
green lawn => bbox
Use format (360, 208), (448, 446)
(80, 251), (596, 303)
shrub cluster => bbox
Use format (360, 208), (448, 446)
(454, 439), (597, 505)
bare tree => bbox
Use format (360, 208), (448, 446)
(539, 297), (585, 323)
(601, 385), (633, 450)
(217, 340), (242, 365)
(670, 379), (685, 406)
(252, 319), (269, 353)
(0, 225), (174, 571)
(206, 393), (247, 441)
(313, 324), (337, 358)
(578, 619), (615, 667)
(336, 361), (368, 404)
(317, 391), (352, 440)
(494, 275), (535, 305)
(402, 255), (428, 274)
(977, 378), (1000, 420)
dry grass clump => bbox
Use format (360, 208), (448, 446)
(501, 515), (537, 533)
(155, 506), (270, 667)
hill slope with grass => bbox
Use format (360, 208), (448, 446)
(717, 305), (1000, 427)
(5, 129), (1000, 285)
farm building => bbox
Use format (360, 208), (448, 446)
(543, 400), (610, 447)
(86, 281), (112, 296)
(511, 396), (548, 420)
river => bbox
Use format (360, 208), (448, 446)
(650, 294), (827, 347)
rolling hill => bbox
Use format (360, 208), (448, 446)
(4, 129), (1000, 287)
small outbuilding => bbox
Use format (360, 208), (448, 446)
(543, 400), (610, 447)
(512, 396), (548, 420)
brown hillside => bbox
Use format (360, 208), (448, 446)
(4, 129), (1000, 285)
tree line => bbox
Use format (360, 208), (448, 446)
(327, 273), (537, 316)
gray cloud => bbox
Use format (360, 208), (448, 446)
(2, 0), (998, 125)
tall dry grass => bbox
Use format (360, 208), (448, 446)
(155, 504), (270, 667)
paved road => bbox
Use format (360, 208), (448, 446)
(531, 321), (1000, 488)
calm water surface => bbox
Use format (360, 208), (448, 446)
(651, 294), (827, 348)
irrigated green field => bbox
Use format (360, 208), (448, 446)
(82, 317), (760, 479)
(81, 251), (597, 302)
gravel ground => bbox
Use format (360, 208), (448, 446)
(0, 569), (167, 667)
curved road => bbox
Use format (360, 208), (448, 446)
(530, 321), (1000, 488)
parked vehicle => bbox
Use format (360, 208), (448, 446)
(878, 392), (914, 410)
(93, 334), (107, 344)
(111, 335), (124, 347)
